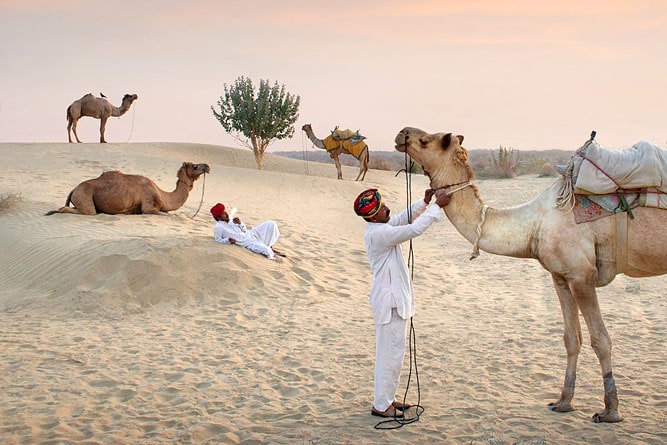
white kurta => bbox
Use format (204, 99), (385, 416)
(363, 198), (443, 412)
(214, 220), (281, 259)
(364, 199), (444, 326)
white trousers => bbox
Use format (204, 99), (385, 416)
(373, 308), (408, 411)
(239, 221), (280, 259)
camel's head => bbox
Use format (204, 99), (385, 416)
(394, 127), (472, 185)
(178, 162), (210, 188)
(122, 94), (139, 105)
(301, 123), (311, 132)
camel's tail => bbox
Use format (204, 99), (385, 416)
(64, 189), (74, 207)
(45, 190), (74, 216)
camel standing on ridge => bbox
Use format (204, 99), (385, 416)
(66, 93), (138, 143)
(395, 127), (667, 423)
(302, 124), (369, 181)
(46, 162), (210, 215)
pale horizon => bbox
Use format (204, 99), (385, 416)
(1, 0), (666, 152)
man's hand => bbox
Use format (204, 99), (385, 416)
(232, 217), (241, 224)
(435, 193), (451, 208)
(229, 238), (237, 244)
(424, 188), (435, 204)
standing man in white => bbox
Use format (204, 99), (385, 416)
(353, 188), (450, 418)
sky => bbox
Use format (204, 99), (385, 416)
(1, 0), (666, 153)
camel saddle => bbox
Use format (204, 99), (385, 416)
(322, 135), (368, 160)
(330, 126), (366, 143)
(557, 135), (667, 211)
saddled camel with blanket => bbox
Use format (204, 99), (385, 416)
(302, 124), (369, 181)
(395, 127), (667, 423)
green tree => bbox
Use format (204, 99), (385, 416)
(211, 76), (300, 169)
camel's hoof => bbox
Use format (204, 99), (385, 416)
(592, 411), (623, 423)
(547, 401), (574, 413)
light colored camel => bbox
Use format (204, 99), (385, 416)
(46, 162), (210, 215)
(302, 124), (369, 181)
(395, 127), (667, 423)
(67, 93), (138, 143)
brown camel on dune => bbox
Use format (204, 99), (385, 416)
(67, 93), (138, 143)
(46, 162), (210, 215)
(302, 124), (369, 181)
(395, 127), (667, 423)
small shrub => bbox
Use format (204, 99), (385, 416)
(0, 193), (21, 212)
(489, 145), (519, 178)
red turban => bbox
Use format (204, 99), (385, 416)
(210, 203), (226, 218)
(354, 188), (382, 218)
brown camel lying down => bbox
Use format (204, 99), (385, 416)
(46, 162), (210, 215)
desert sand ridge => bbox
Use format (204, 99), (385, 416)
(0, 141), (665, 444)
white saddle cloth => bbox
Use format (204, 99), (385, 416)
(572, 140), (667, 208)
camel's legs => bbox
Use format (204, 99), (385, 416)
(548, 273), (581, 414)
(331, 153), (343, 180)
(570, 278), (623, 423)
(67, 185), (99, 215)
(70, 118), (82, 143)
(355, 149), (369, 181)
(67, 119), (73, 143)
(99, 116), (108, 143)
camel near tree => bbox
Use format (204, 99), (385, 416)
(395, 127), (667, 423)
(66, 93), (138, 143)
(46, 162), (210, 215)
(302, 124), (369, 181)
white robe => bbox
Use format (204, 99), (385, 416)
(363, 198), (443, 411)
(214, 220), (280, 259)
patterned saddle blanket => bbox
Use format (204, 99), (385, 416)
(558, 135), (667, 210)
(322, 135), (368, 159)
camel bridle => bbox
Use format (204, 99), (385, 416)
(403, 132), (489, 261)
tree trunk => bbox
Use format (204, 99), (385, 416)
(251, 136), (264, 170)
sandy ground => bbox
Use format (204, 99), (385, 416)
(1, 142), (666, 444)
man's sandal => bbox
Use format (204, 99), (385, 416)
(371, 406), (404, 418)
(392, 401), (413, 410)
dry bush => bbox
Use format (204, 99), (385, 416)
(0, 193), (21, 212)
(490, 145), (519, 178)
(475, 149), (559, 179)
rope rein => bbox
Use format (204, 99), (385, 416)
(375, 152), (425, 430)
(301, 131), (310, 176)
(189, 173), (207, 219)
(124, 103), (137, 143)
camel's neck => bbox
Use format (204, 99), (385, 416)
(160, 175), (194, 212)
(112, 101), (133, 118)
(304, 127), (326, 150)
(432, 168), (540, 259)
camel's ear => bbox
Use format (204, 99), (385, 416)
(441, 133), (452, 149)
(456, 135), (464, 145)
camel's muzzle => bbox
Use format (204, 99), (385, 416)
(394, 130), (408, 152)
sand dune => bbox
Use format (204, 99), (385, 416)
(1, 142), (666, 444)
